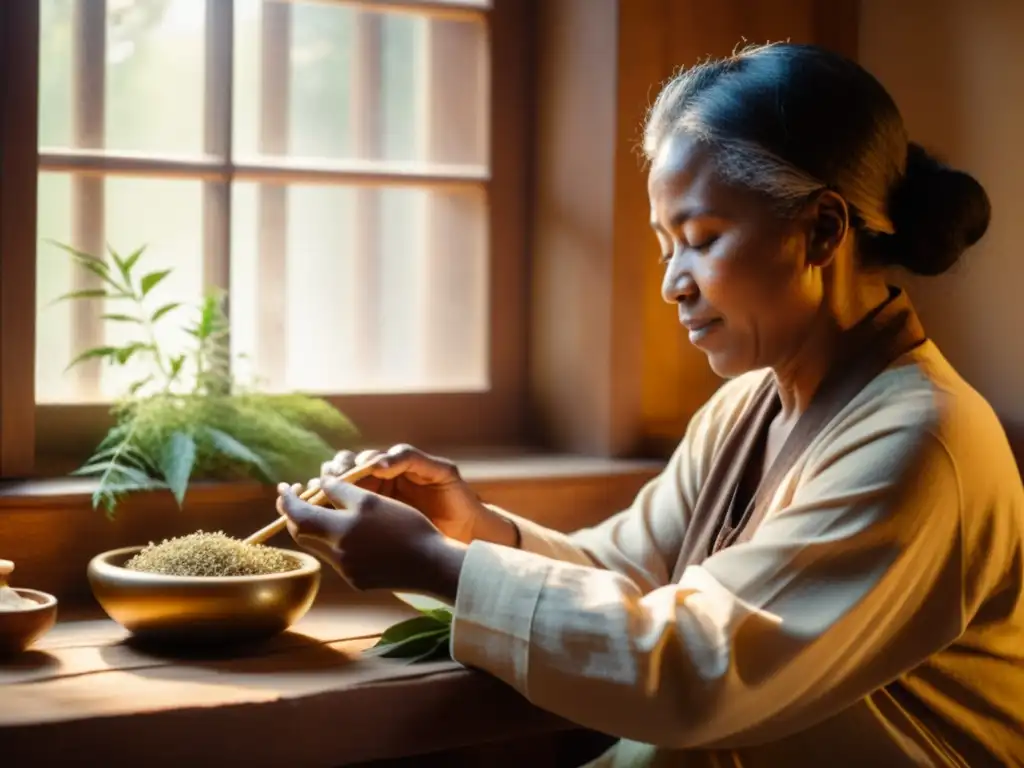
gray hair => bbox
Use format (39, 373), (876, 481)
(642, 44), (900, 236)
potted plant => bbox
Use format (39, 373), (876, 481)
(48, 242), (358, 517)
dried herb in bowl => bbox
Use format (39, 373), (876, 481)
(124, 530), (298, 577)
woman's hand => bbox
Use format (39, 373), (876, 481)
(276, 476), (467, 601)
(305, 444), (518, 547)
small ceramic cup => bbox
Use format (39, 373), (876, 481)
(0, 588), (59, 657)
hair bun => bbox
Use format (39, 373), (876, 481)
(879, 142), (991, 276)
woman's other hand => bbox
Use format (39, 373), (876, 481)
(275, 476), (466, 600)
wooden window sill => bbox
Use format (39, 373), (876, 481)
(0, 454), (664, 606)
(0, 453), (662, 506)
(0, 592), (577, 766)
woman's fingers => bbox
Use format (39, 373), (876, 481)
(372, 443), (460, 484)
(355, 449), (384, 468)
(321, 450), (355, 478)
(320, 449), (386, 479)
(309, 445), (454, 496)
(276, 482), (350, 548)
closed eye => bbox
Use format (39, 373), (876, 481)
(660, 236), (719, 264)
(691, 235), (719, 252)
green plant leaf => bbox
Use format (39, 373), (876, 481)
(365, 627), (451, 659)
(122, 245), (145, 273)
(83, 446), (153, 473)
(114, 342), (151, 365)
(158, 430), (196, 506)
(406, 634), (453, 663)
(189, 293), (229, 341)
(48, 240), (110, 274)
(94, 424), (130, 451)
(109, 243), (145, 287)
(101, 313), (142, 324)
(168, 354), (186, 380)
(373, 613), (450, 647)
(49, 241), (132, 294)
(128, 375), (154, 396)
(140, 268), (172, 297)
(65, 346), (119, 371)
(150, 302), (181, 322)
(362, 610), (454, 663)
(201, 426), (275, 480)
(70, 461), (155, 486)
(50, 288), (110, 303)
(420, 607), (454, 624)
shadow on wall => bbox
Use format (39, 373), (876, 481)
(860, 0), (1024, 472)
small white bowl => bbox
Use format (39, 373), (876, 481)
(0, 588), (58, 656)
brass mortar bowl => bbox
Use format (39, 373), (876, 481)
(87, 545), (321, 645)
(0, 589), (58, 657)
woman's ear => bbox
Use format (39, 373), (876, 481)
(806, 190), (850, 267)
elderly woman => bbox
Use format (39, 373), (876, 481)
(277, 43), (1023, 766)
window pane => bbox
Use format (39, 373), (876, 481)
(231, 182), (488, 394)
(36, 174), (205, 403)
(40, 0), (75, 148)
(38, 0), (207, 155)
(233, 0), (489, 166)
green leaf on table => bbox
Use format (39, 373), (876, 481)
(159, 430), (197, 506)
(140, 269), (172, 297)
(407, 634), (453, 663)
(375, 613), (450, 646)
(365, 626), (451, 659)
(364, 611), (454, 663)
(418, 607), (454, 624)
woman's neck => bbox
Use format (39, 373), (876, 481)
(771, 279), (893, 419)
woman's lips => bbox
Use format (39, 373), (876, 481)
(683, 317), (723, 344)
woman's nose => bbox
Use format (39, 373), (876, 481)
(661, 256), (698, 305)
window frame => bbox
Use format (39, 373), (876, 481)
(0, 0), (532, 478)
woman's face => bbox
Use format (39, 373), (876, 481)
(648, 133), (827, 378)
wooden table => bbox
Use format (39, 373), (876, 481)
(0, 594), (579, 767)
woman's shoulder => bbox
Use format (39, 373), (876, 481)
(859, 343), (1011, 448)
(827, 341), (1021, 506)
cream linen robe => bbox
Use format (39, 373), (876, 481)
(449, 341), (1024, 767)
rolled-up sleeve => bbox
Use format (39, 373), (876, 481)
(487, 444), (696, 593)
(451, 412), (966, 749)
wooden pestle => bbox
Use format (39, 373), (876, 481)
(243, 463), (378, 546)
